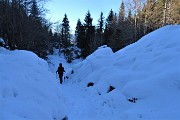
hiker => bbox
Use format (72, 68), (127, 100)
(56, 63), (65, 84)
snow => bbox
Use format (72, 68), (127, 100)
(0, 25), (180, 120)
(63, 25), (180, 120)
(0, 38), (5, 45)
(0, 48), (66, 119)
(47, 48), (82, 78)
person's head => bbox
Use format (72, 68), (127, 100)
(59, 63), (62, 67)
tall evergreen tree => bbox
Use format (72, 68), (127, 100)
(62, 13), (70, 48)
(96, 12), (105, 47)
(106, 9), (114, 27)
(104, 9), (114, 46)
(30, 0), (41, 22)
(117, 1), (132, 50)
(97, 12), (104, 34)
(84, 10), (93, 27)
(82, 10), (95, 58)
(126, 9), (134, 43)
(111, 13), (120, 51)
(75, 19), (84, 49)
(119, 0), (125, 22)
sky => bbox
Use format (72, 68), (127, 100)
(45, 0), (122, 33)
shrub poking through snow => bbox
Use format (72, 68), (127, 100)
(62, 116), (68, 120)
(107, 86), (115, 93)
(87, 82), (94, 87)
(128, 98), (138, 103)
(64, 76), (69, 80)
(71, 70), (74, 74)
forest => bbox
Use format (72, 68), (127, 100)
(0, 0), (179, 59)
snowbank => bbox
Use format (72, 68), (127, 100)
(68, 25), (180, 120)
(0, 38), (5, 46)
(0, 49), (66, 120)
(1, 25), (180, 120)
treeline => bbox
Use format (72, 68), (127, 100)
(0, 0), (179, 59)
(75, 0), (180, 58)
(0, 0), (54, 58)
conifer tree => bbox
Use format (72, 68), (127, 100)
(97, 12), (104, 34)
(104, 9), (114, 46)
(84, 10), (93, 27)
(75, 19), (84, 49)
(82, 10), (95, 58)
(106, 9), (114, 27)
(96, 12), (105, 47)
(119, 0), (125, 23)
(30, 0), (41, 22)
(62, 13), (70, 48)
(126, 9), (134, 43)
(111, 13), (120, 51)
(118, 1), (132, 50)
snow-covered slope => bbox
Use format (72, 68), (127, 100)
(0, 48), (66, 120)
(0, 25), (180, 120)
(66, 25), (180, 120)
(0, 38), (5, 46)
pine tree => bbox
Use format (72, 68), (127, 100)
(111, 13), (120, 51)
(30, 0), (41, 22)
(106, 9), (114, 27)
(75, 19), (84, 49)
(104, 9), (114, 46)
(82, 10), (95, 58)
(126, 9), (134, 44)
(84, 10), (93, 27)
(97, 12), (104, 34)
(119, 3), (134, 49)
(96, 12), (104, 47)
(62, 13), (70, 48)
(119, 0), (125, 23)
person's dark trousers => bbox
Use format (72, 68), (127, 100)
(59, 75), (63, 84)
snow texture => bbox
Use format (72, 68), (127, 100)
(0, 25), (180, 120)
(0, 38), (5, 45)
(0, 49), (66, 120)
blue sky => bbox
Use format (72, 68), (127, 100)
(45, 0), (122, 33)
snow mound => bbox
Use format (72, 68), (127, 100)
(0, 38), (5, 43)
(0, 38), (5, 46)
(88, 45), (113, 58)
(69, 25), (180, 120)
(0, 49), (66, 120)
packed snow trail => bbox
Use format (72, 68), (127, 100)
(47, 52), (127, 120)
(58, 85), (103, 120)
(47, 54), (115, 120)
(47, 49), (139, 120)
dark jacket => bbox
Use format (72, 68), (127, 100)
(56, 66), (65, 76)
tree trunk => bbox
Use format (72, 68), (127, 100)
(163, 0), (168, 26)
